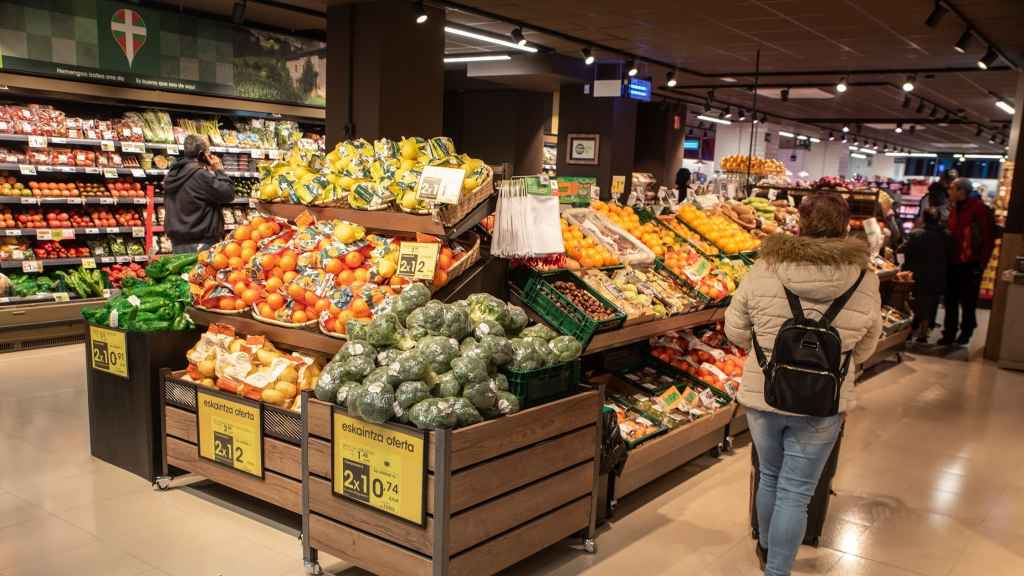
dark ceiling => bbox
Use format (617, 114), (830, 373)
(157, 0), (1023, 154)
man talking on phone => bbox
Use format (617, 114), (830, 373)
(163, 134), (235, 254)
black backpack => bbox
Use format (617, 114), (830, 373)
(752, 270), (865, 417)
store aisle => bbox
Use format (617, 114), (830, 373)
(0, 339), (1022, 576)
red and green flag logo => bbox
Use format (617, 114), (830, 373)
(110, 8), (147, 68)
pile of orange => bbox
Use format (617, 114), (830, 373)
(561, 219), (619, 268)
(591, 201), (642, 236)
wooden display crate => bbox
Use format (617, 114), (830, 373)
(159, 371), (305, 513)
(302, 390), (603, 576)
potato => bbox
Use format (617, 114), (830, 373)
(278, 365), (298, 383)
(229, 339), (244, 354)
(261, 388), (285, 405)
(274, 381), (298, 399)
(197, 360), (216, 378)
(256, 349), (280, 366)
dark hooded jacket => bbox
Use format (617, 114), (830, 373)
(163, 157), (234, 245)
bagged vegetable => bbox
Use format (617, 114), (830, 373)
(393, 380), (431, 422)
(387, 349), (428, 382)
(436, 371), (462, 397)
(504, 304), (530, 336)
(520, 324), (559, 341)
(450, 356), (488, 384)
(462, 380), (497, 412)
(479, 335), (513, 366)
(408, 397), (458, 430)
(473, 318), (505, 339)
(549, 335), (583, 363)
(332, 340), (377, 363)
(365, 312), (400, 347)
(356, 382), (396, 423)
(314, 362), (345, 401)
(335, 381), (360, 406)
(406, 300), (446, 335)
(451, 397), (483, 427)
(496, 391), (521, 415)
(338, 354), (375, 382)
(508, 338), (544, 372)
(418, 336), (460, 373)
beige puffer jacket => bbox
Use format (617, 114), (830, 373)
(724, 235), (883, 414)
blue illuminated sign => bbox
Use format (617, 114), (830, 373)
(626, 78), (652, 102)
(683, 139), (700, 151)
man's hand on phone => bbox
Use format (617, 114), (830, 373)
(206, 153), (223, 172)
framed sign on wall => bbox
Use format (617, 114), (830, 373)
(567, 133), (600, 165)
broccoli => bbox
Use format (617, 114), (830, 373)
(418, 335), (460, 373)
(450, 356), (488, 384)
(365, 365), (400, 388)
(508, 338), (544, 372)
(462, 380), (498, 412)
(520, 324), (559, 341)
(387, 349), (429, 382)
(346, 384), (369, 419)
(365, 312), (400, 347)
(468, 294), (510, 328)
(524, 336), (554, 367)
(495, 391), (521, 415)
(479, 335), (514, 366)
(338, 354), (375, 382)
(440, 304), (471, 340)
(394, 380), (431, 422)
(398, 282), (430, 310)
(460, 341), (492, 367)
(408, 397), (459, 430)
(460, 336), (478, 353)
(488, 373), (510, 392)
(436, 371), (462, 397)
(332, 340), (377, 363)
(451, 397), (484, 427)
(406, 300), (446, 335)
(473, 318), (505, 339)
(357, 382), (396, 423)
(548, 335), (583, 363)
(376, 348), (402, 367)
(335, 381), (361, 406)
(346, 319), (370, 341)
(396, 326), (428, 351)
(314, 361), (345, 401)
(504, 304), (529, 335)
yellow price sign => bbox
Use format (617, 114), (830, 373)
(332, 410), (427, 526)
(397, 242), (440, 281)
(197, 389), (264, 478)
(89, 325), (129, 378)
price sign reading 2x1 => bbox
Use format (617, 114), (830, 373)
(89, 325), (129, 378)
(197, 389), (264, 478)
(332, 410), (427, 526)
(397, 242), (440, 281)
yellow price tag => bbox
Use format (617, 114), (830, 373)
(81, 258), (96, 269)
(197, 389), (264, 478)
(332, 410), (427, 526)
(656, 385), (685, 411)
(397, 242), (440, 281)
(89, 325), (128, 378)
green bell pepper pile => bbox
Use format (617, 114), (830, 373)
(82, 272), (194, 332)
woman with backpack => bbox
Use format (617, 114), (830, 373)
(724, 193), (883, 576)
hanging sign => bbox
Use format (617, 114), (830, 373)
(416, 166), (465, 205)
(397, 242), (440, 281)
(332, 409), (427, 526)
(89, 325), (129, 378)
(197, 388), (264, 478)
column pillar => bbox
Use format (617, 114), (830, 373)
(556, 83), (638, 198)
(326, 0), (444, 145)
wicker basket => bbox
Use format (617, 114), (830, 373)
(446, 231), (481, 280)
(250, 304), (319, 329)
(433, 165), (494, 227)
(192, 304), (250, 316)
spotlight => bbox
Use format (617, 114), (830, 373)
(841, 134), (848, 143)
(414, 0), (428, 24)
(902, 76), (915, 92)
(916, 99), (926, 114)
(925, 2), (947, 28)
(626, 59), (638, 77)
(511, 28), (527, 47)
(995, 98), (1015, 114)
(738, 109), (747, 121)
(842, 124), (850, 133)
(903, 94), (911, 109)
(954, 28), (972, 53)
(582, 48), (594, 66)
(781, 88), (790, 102)
(854, 137), (860, 145)
(232, 0), (246, 24)
(836, 77), (848, 93)
(895, 122), (904, 134)
(978, 46), (998, 70)
(665, 70), (677, 87)
(724, 107), (733, 119)
(828, 132), (836, 141)
(989, 135), (996, 144)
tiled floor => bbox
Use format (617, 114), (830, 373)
(1, 324), (1022, 576)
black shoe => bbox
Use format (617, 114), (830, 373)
(914, 336), (929, 344)
(937, 336), (956, 346)
(956, 333), (972, 345)
(754, 542), (767, 570)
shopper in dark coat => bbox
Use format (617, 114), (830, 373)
(900, 208), (949, 342)
(675, 167), (691, 202)
(163, 134), (234, 253)
(940, 177), (995, 346)
(918, 169), (955, 225)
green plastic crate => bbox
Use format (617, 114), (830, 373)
(519, 270), (626, 349)
(503, 359), (581, 409)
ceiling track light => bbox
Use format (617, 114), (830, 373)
(582, 47), (594, 65)
(841, 135), (848, 143)
(836, 77), (848, 93)
(895, 122), (904, 134)
(511, 27), (527, 47)
(902, 75), (915, 92)
(954, 27), (972, 53)
(697, 114), (732, 126)
(828, 132), (836, 141)
(414, 0), (428, 24)
(665, 69), (677, 87)
(780, 88), (790, 102)
(626, 59), (638, 77)
(978, 46), (998, 70)
(989, 135), (997, 144)
(724, 107), (733, 119)
(925, 2), (948, 28)
(842, 123), (850, 133)
(995, 98), (1015, 114)
(738, 110), (747, 121)
(444, 26), (539, 53)
(778, 131), (796, 138)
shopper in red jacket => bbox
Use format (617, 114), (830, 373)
(940, 177), (995, 346)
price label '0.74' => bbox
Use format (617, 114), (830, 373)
(89, 325), (128, 378)
(332, 410), (426, 526)
(397, 242), (440, 281)
(197, 390), (263, 478)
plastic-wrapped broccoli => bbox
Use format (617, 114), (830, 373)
(393, 381), (431, 422)
(460, 336), (478, 353)
(376, 348), (402, 367)
(346, 384), (369, 419)
(357, 382), (396, 423)
(460, 341), (492, 367)
(473, 318), (505, 339)
(396, 326), (428, 351)
(365, 365), (399, 388)
(314, 361), (346, 401)
(406, 300), (446, 335)
(408, 397), (459, 430)
(440, 304), (471, 340)
(504, 304), (529, 336)
(462, 380), (498, 412)
(338, 354), (375, 382)
(520, 323), (559, 341)
(451, 397), (483, 427)
(335, 381), (360, 406)
(365, 312), (400, 348)
(508, 338), (544, 372)
(488, 373), (510, 392)
(387, 349), (428, 382)
(479, 335), (513, 366)
(397, 282), (430, 311)
(548, 335), (583, 363)
(468, 294), (510, 328)
(496, 391), (521, 415)
(418, 336), (460, 373)
(333, 340), (377, 363)
(346, 319), (370, 342)
(524, 336), (554, 367)
(437, 371), (462, 397)
(450, 356), (488, 384)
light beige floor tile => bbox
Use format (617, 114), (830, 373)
(826, 554), (929, 576)
(0, 541), (155, 576)
(947, 528), (1024, 576)
(0, 492), (45, 530)
(0, 515), (100, 571)
(846, 510), (971, 575)
(5, 460), (151, 514)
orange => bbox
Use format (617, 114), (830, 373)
(226, 270), (243, 285)
(329, 302), (342, 316)
(323, 318), (337, 333)
(270, 266), (284, 279)
(338, 309), (354, 325)
(233, 298), (248, 311)
(292, 302), (306, 313)
(438, 251), (453, 271)
(371, 292), (385, 305)
(249, 231), (262, 243)
(266, 292), (285, 311)
(350, 298), (370, 318)
(389, 276), (408, 288)
(353, 268), (369, 284)
(344, 251), (364, 269)
(264, 276), (283, 293)
(211, 253), (229, 270)
(377, 259), (396, 279)
(336, 269), (355, 286)
(287, 283), (306, 300)
(218, 296), (236, 310)
(233, 281), (248, 296)
(291, 310), (308, 324)
(433, 269), (448, 288)
(314, 299), (330, 315)
(198, 250), (210, 264)
(202, 278), (217, 291)
(258, 222), (276, 238)
(240, 247), (256, 262)
(324, 258), (343, 275)
(250, 216), (266, 228)
(282, 270), (298, 284)
(228, 256), (244, 270)
(305, 289), (321, 307)
(241, 288), (260, 305)
(241, 240), (257, 252)
(279, 251), (297, 272)
(258, 303), (273, 318)
(233, 225), (251, 242)
(223, 242), (242, 258)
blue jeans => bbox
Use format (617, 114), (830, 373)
(747, 408), (843, 576)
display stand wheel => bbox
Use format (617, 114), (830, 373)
(583, 538), (597, 554)
(303, 561), (323, 575)
(152, 476), (172, 491)
(151, 472), (202, 492)
(724, 436), (735, 452)
(709, 443), (724, 458)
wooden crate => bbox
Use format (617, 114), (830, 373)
(303, 390), (602, 576)
(728, 404), (749, 438)
(614, 406), (732, 499)
(160, 371), (304, 513)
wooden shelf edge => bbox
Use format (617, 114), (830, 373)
(187, 307), (341, 355)
(585, 306), (725, 354)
